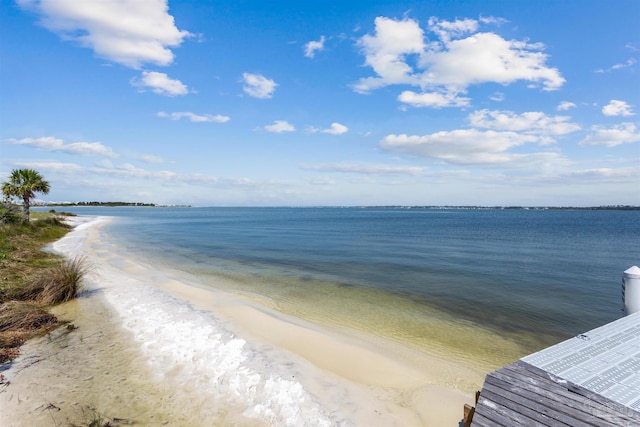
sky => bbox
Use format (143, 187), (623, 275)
(1, 0), (639, 207)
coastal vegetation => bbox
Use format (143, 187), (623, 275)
(1, 168), (50, 223)
(1, 168), (85, 364)
(0, 212), (85, 363)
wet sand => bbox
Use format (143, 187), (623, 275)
(0, 217), (480, 426)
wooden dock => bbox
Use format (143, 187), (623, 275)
(466, 311), (640, 426)
(471, 360), (640, 426)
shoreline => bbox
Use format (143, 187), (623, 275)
(1, 215), (479, 426)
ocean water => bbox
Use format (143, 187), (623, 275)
(43, 207), (640, 424)
(54, 207), (639, 349)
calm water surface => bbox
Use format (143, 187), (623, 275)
(51, 207), (640, 363)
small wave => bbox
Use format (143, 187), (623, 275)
(53, 216), (349, 426)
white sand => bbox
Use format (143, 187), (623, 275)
(0, 216), (482, 426)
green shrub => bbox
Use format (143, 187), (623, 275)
(0, 201), (21, 225)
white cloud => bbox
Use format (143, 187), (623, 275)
(138, 154), (164, 164)
(427, 17), (478, 43)
(131, 71), (189, 96)
(423, 32), (564, 91)
(15, 161), (262, 190)
(380, 130), (570, 169)
(7, 136), (118, 158)
(557, 101), (576, 111)
(242, 73), (278, 99)
(398, 90), (471, 108)
(157, 111), (230, 123)
(264, 120), (295, 133)
(354, 16), (564, 105)
(602, 100), (634, 117)
(13, 161), (84, 174)
(595, 58), (637, 73)
(304, 35), (326, 58)
(300, 162), (424, 175)
(468, 110), (581, 135)
(320, 122), (349, 135)
(579, 123), (640, 147)
(479, 16), (509, 26)
(18, 0), (191, 69)
(565, 167), (638, 181)
(490, 92), (505, 102)
(354, 17), (426, 93)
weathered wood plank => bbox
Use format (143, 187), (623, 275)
(516, 360), (640, 422)
(488, 367), (640, 426)
(492, 364), (639, 423)
(482, 388), (576, 427)
(485, 369), (614, 423)
(474, 394), (542, 426)
(470, 411), (503, 427)
(472, 361), (640, 427)
(471, 408), (504, 427)
(482, 377), (585, 426)
(489, 367), (600, 414)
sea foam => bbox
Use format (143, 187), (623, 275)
(52, 216), (350, 426)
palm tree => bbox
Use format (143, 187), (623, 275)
(1, 168), (50, 222)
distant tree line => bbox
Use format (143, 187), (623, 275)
(47, 202), (158, 207)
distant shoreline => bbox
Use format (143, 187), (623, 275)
(34, 203), (639, 210)
(36, 202), (191, 208)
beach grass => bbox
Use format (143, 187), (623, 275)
(0, 211), (83, 363)
(22, 256), (90, 305)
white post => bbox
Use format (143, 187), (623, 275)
(623, 266), (640, 316)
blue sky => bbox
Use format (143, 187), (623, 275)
(1, 0), (638, 206)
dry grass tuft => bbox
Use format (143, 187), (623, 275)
(16, 257), (90, 305)
(0, 214), (80, 363)
(0, 301), (58, 332)
(0, 301), (59, 362)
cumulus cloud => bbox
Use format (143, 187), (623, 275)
(17, 0), (191, 69)
(354, 16), (565, 107)
(131, 71), (189, 96)
(427, 17), (478, 43)
(7, 136), (118, 158)
(468, 110), (581, 136)
(157, 111), (230, 123)
(242, 73), (278, 99)
(579, 123), (640, 147)
(354, 17), (426, 92)
(423, 32), (564, 90)
(308, 122), (348, 135)
(304, 35), (326, 58)
(398, 90), (470, 108)
(300, 162), (424, 175)
(602, 100), (634, 117)
(264, 120), (295, 133)
(557, 101), (576, 111)
(380, 130), (570, 169)
(322, 123), (349, 135)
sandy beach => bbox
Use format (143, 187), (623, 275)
(0, 217), (481, 426)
